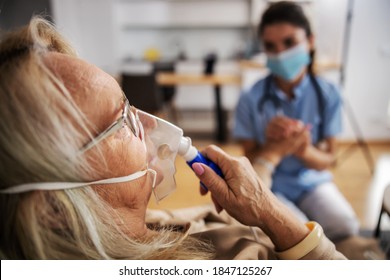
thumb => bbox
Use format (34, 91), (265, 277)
(192, 162), (228, 198)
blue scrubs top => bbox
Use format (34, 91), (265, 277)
(233, 74), (342, 203)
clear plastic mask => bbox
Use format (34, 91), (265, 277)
(1, 107), (185, 203)
(137, 110), (184, 202)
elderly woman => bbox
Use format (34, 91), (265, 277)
(0, 17), (345, 260)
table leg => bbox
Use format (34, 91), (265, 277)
(214, 85), (227, 142)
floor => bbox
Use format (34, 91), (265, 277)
(148, 140), (390, 231)
(333, 142), (390, 230)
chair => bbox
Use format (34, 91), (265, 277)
(374, 184), (390, 238)
(373, 184), (390, 258)
(153, 61), (178, 123)
(153, 61), (176, 102)
(120, 73), (163, 115)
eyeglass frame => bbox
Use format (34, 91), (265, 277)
(80, 97), (143, 153)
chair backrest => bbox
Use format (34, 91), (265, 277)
(153, 61), (176, 103)
(121, 73), (163, 114)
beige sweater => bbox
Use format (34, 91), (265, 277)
(146, 204), (346, 260)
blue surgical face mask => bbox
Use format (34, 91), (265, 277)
(266, 43), (310, 81)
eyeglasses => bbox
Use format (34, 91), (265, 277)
(80, 98), (143, 153)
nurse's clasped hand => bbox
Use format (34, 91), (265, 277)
(266, 116), (304, 140)
(265, 116), (312, 158)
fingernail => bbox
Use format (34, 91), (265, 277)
(192, 163), (204, 176)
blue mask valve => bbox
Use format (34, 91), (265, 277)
(178, 137), (223, 190)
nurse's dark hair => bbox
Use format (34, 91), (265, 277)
(258, 1), (315, 74)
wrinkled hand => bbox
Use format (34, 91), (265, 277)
(265, 116), (304, 141)
(192, 145), (274, 227)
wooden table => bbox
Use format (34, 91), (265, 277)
(157, 73), (241, 142)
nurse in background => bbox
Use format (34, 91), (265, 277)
(233, 1), (359, 242)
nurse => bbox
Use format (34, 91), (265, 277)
(233, 1), (359, 242)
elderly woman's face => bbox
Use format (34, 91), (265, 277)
(262, 23), (312, 54)
(44, 52), (153, 209)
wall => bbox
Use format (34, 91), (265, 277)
(51, 0), (116, 73)
(0, 0), (52, 30)
(312, 0), (349, 66)
(342, 0), (390, 140)
(49, 0), (390, 140)
(113, 0), (251, 61)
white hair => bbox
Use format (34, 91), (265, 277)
(0, 17), (214, 260)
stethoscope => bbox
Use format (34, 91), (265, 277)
(258, 74), (326, 141)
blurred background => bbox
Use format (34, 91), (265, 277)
(1, 0), (389, 233)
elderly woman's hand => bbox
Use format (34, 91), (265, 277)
(192, 145), (311, 251)
(192, 145), (276, 228)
